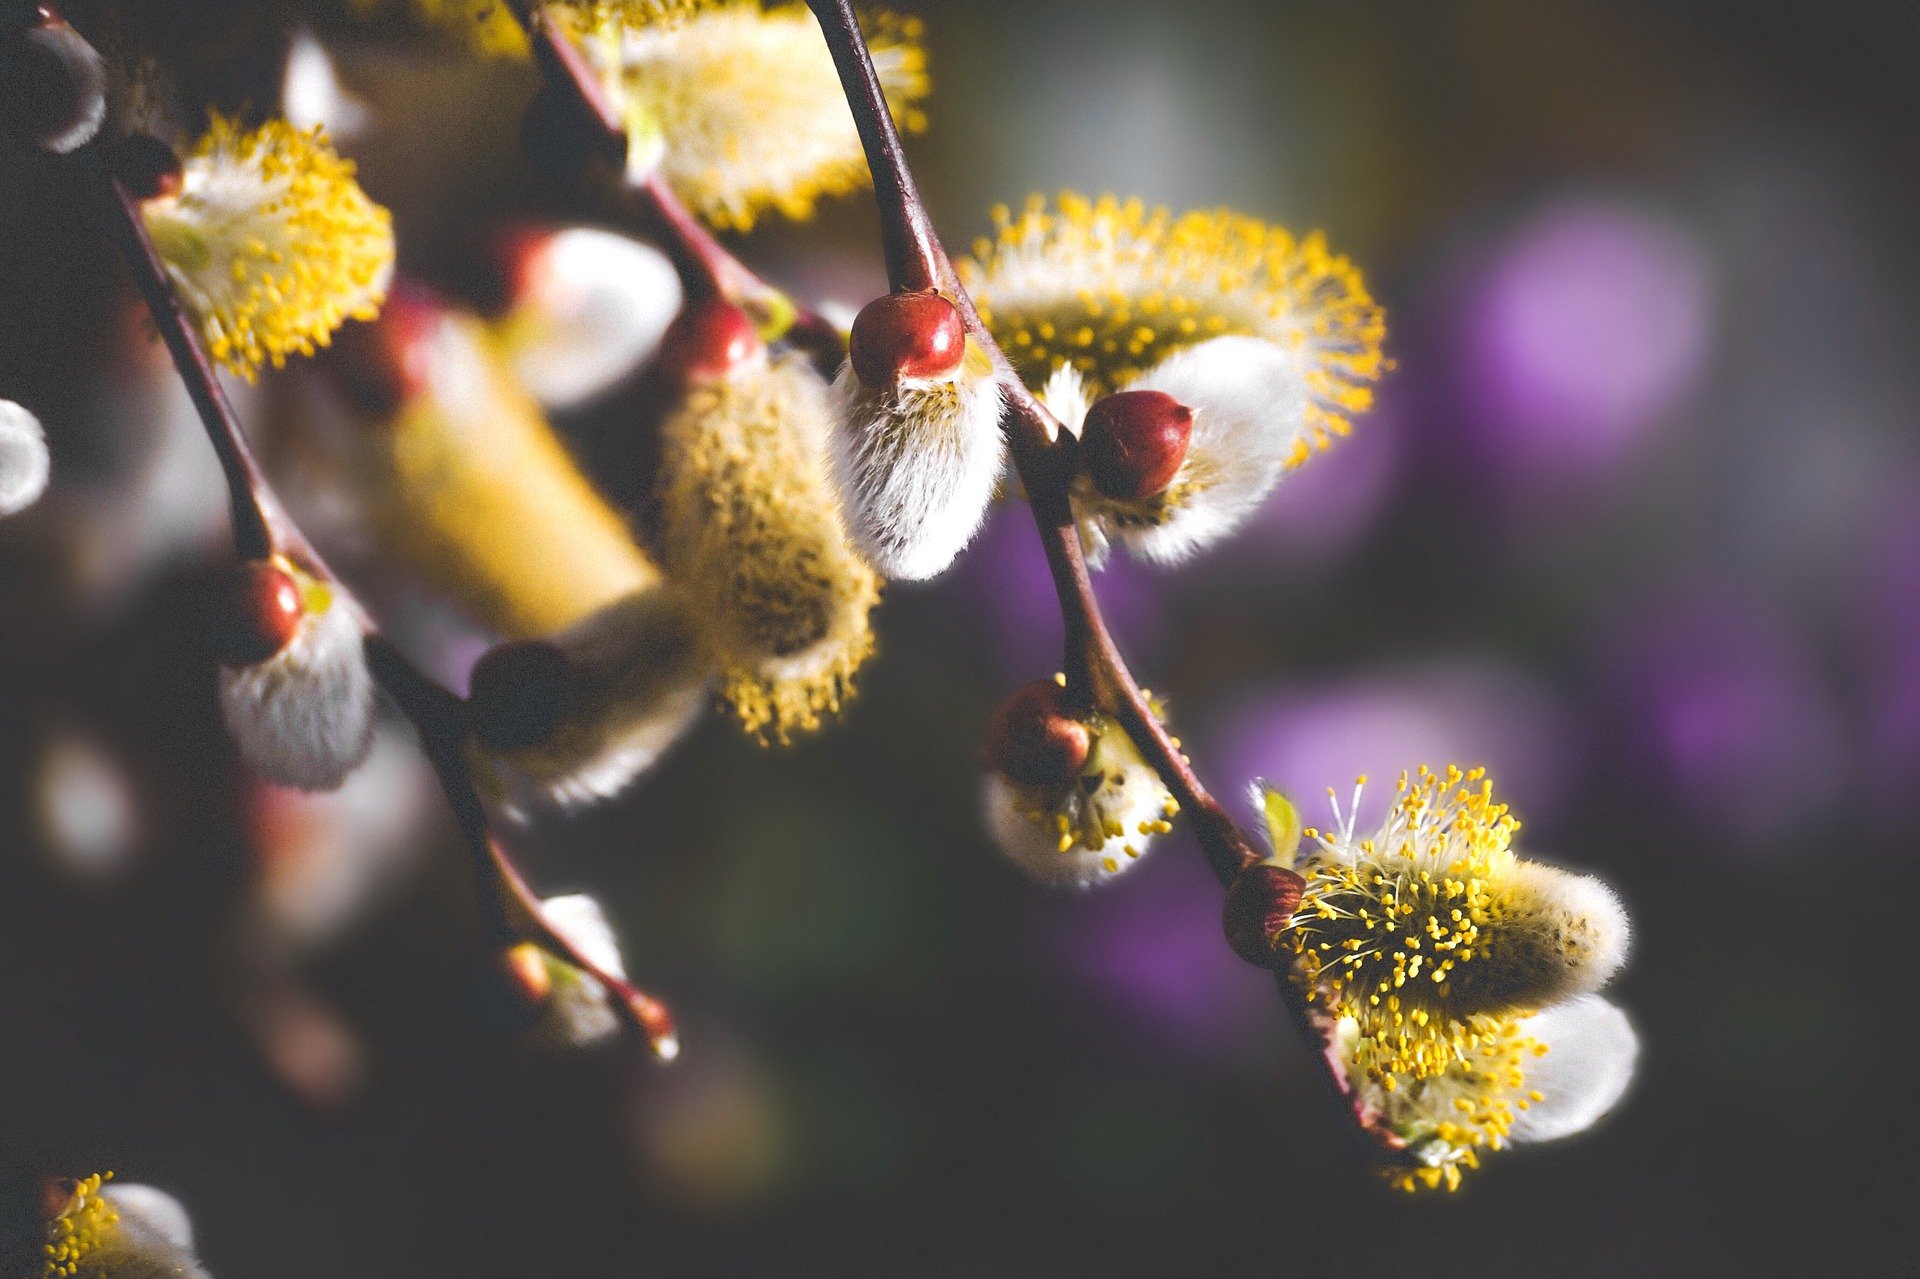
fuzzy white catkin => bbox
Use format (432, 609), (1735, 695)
(218, 592), (376, 790)
(482, 588), (709, 811)
(502, 229), (682, 411)
(0, 399), (52, 516)
(828, 352), (1005, 580)
(1507, 996), (1639, 1143)
(983, 725), (1173, 887)
(1503, 861), (1632, 1006)
(1107, 335), (1313, 564)
(281, 28), (370, 140)
(83, 1183), (212, 1279)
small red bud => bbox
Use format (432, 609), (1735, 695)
(499, 942), (554, 1005)
(108, 132), (184, 201)
(469, 639), (576, 755)
(1222, 861), (1305, 968)
(324, 280), (443, 417)
(657, 298), (760, 385)
(39, 1175), (78, 1220)
(467, 224), (553, 319)
(210, 560), (305, 668)
(983, 679), (1093, 785)
(849, 292), (966, 387)
(1081, 389), (1194, 501)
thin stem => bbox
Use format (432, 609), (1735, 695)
(508, 0), (844, 362)
(631, 171), (753, 303)
(82, 150), (277, 562)
(804, 2), (1256, 884)
(366, 640), (679, 1057)
(58, 9), (675, 1057)
(805, 0), (942, 292)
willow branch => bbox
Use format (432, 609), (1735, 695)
(805, 0), (941, 292)
(802, 0), (1418, 1158)
(367, 640), (678, 1053)
(58, 22), (674, 1052)
(81, 150), (279, 562)
(804, 0), (1257, 885)
(505, 0), (844, 368)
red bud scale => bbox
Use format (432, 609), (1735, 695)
(983, 678), (1092, 785)
(1081, 389), (1194, 501)
(849, 291), (965, 387)
(210, 559), (306, 668)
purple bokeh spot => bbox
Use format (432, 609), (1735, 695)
(1860, 503), (1920, 832)
(1455, 197), (1713, 495)
(1044, 848), (1275, 1059)
(1599, 588), (1846, 847)
(1198, 661), (1578, 835)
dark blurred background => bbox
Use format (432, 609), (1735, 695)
(3, 0), (1916, 1274)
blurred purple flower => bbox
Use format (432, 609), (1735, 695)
(1454, 196), (1713, 498)
(1044, 848), (1275, 1060)
(943, 503), (1166, 679)
(1599, 588), (1846, 848)
(1862, 504), (1920, 833)
(1199, 661), (1578, 834)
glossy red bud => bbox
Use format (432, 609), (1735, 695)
(657, 298), (760, 385)
(210, 560), (305, 668)
(324, 280), (443, 417)
(983, 679), (1093, 785)
(109, 132), (184, 201)
(849, 291), (965, 387)
(1081, 389), (1194, 501)
(1222, 861), (1305, 968)
(469, 639), (576, 755)
(39, 1175), (79, 1220)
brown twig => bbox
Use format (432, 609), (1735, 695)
(61, 38), (677, 1056)
(81, 150), (280, 562)
(367, 639), (679, 1055)
(802, 0), (1408, 1155)
(804, 0), (1258, 885)
(507, 0), (845, 368)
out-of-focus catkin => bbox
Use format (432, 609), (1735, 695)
(327, 291), (663, 639)
(655, 345), (881, 743)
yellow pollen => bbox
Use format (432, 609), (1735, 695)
(144, 116), (393, 379)
(960, 192), (1385, 463)
(42, 1173), (117, 1279)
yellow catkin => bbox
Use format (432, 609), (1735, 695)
(1286, 766), (1517, 1014)
(585, 3), (929, 230)
(144, 117), (393, 379)
(1289, 767), (1581, 1193)
(656, 354), (881, 743)
(42, 1173), (117, 1279)
(960, 192), (1385, 464)
(358, 312), (663, 638)
(347, 0), (696, 56)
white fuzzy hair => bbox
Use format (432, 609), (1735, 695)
(1042, 337), (1312, 567)
(218, 592), (376, 791)
(982, 726), (1171, 887)
(489, 588), (709, 811)
(828, 350), (1006, 580)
